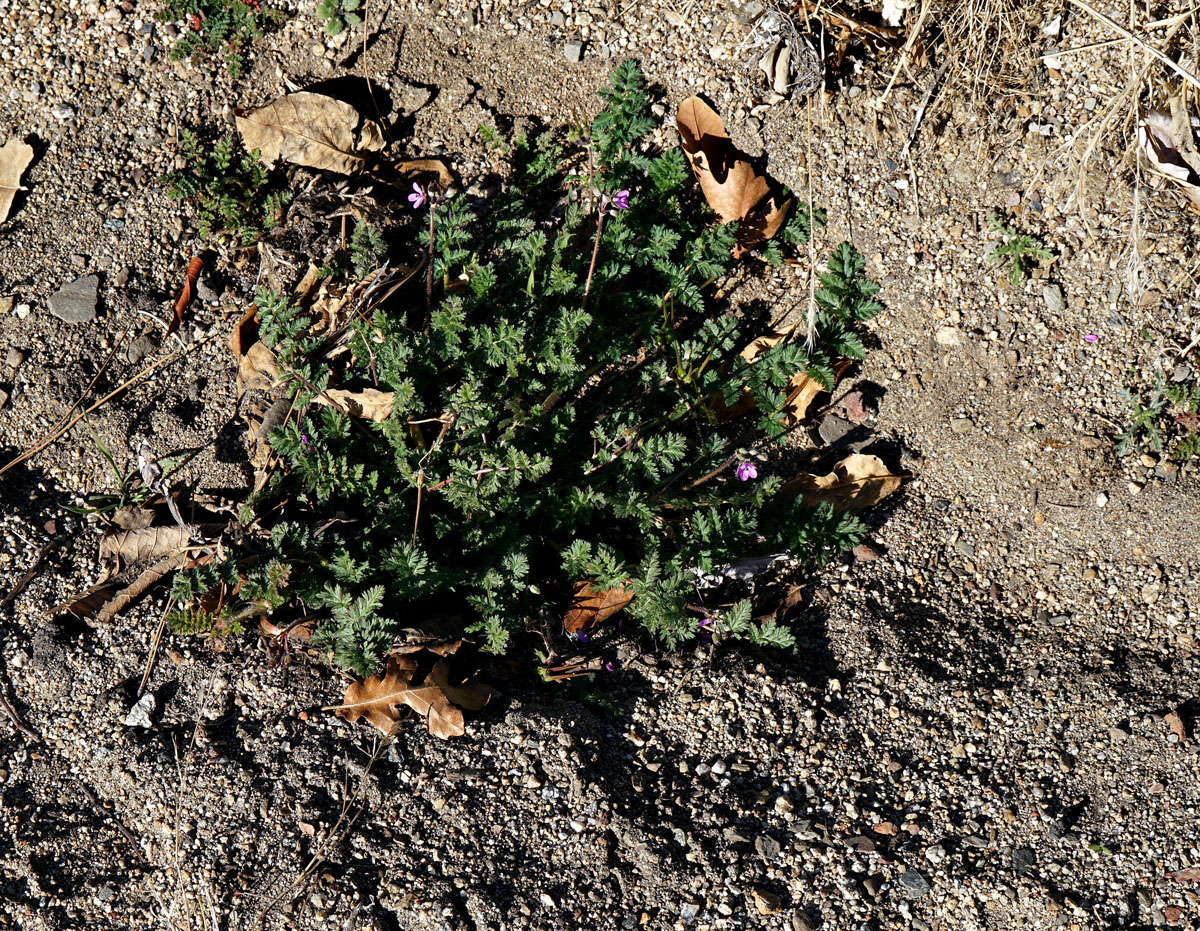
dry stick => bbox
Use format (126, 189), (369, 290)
(139, 597), (174, 699)
(1061, 8), (1191, 224)
(875, 0), (930, 108)
(75, 777), (145, 861)
(1065, 0), (1200, 91)
(0, 685), (39, 741)
(0, 330), (216, 479)
(254, 739), (385, 927)
(0, 539), (56, 615)
(0, 329), (130, 478)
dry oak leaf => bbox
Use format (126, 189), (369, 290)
(713, 331), (847, 424)
(1166, 867), (1200, 882)
(331, 651), (493, 739)
(235, 91), (385, 174)
(782, 453), (902, 512)
(563, 581), (634, 634)
(236, 341), (280, 395)
(676, 97), (791, 256)
(371, 157), (456, 194)
(314, 387), (395, 422)
(98, 525), (217, 570)
(0, 137), (34, 224)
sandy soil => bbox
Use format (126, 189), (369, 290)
(2, 1), (1200, 929)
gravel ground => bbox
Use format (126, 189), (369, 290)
(2, 0), (1200, 929)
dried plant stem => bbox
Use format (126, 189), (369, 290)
(583, 209), (606, 305)
(1064, 0), (1200, 92)
(0, 328), (215, 479)
(424, 200), (435, 330)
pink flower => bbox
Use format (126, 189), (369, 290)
(611, 189), (630, 210)
(735, 461), (758, 482)
(408, 183), (426, 209)
(1083, 333), (1098, 343)
(603, 662), (614, 672)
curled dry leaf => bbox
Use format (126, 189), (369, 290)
(371, 157), (456, 194)
(782, 453), (902, 512)
(167, 256), (203, 339)
(1140, 102), (1200, 212)
(676, 97), (791, 257)
(96, 553), (193, 624)
(713, 331), (849, 426)
(1165, 867), (1200, 882)
(0, 137), (34, 225)
(235, 91), (385, 174)
(314, 387), (395, 422)
(563, 581), (634, 634)
(330, 648), (494, 739)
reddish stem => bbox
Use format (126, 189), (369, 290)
(582, 208), (606, 306)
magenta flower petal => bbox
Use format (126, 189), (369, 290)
(408, 183), (426, 209)
(1083, 333), (1098, 343)
(611, 189), (631, 210)
(735, 461), (758, 482)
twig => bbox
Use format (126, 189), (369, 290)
(139, 597), (175, 699)
(1064, 0), (1200, 92)
(0, 328), (217, 479)
(0, 539), (56, 615)
(875, 0), (930, 108)
(0, 684), (39, 741)
(254, 739), (385, 927)
(75, 777), (145, 860)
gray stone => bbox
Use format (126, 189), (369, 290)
(755, 833), (781, 860)
(48, 274), (100, 323)
(5, 347), (23, 370)
(818, 414), (855, 445)
(126, 333), (158, 365)
(897, 870), (930, 897)
(1012, 846), (1035, 874)
(1042, 283), (1066, 315)
(196, 275), (221, 304)
(564, 40), (583, 63)
(950, 417), (974, 435)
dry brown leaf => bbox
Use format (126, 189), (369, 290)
(167, 256), (203, 339)
(236, 341), (280, 395)
(0, 137), (34, 224)
(98, 525), (216, 569)
(1166, 710), (1189, 742)
(371, 157), (456, 194)
(96, 553), (192, 624)
(781, 360), (852, 428)
(676, 97), (790, 257)
(112, 505), (156, 531)
(1166, 867), (1200, 882)
(1140, 103), (1200, 212)
(563, 582), (634, 634)
(313, 387), (395, 422)
(229, 306), (259, 359)
(331, 651), (492, 739)
(782, 453), (902, 512)
(235, 91), (384, 174)
(50, 584), (116, 621)
(712, 328), (843, 423)
(873, 821), (899, 836)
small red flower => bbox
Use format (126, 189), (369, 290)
(190, 13), (203, 30)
